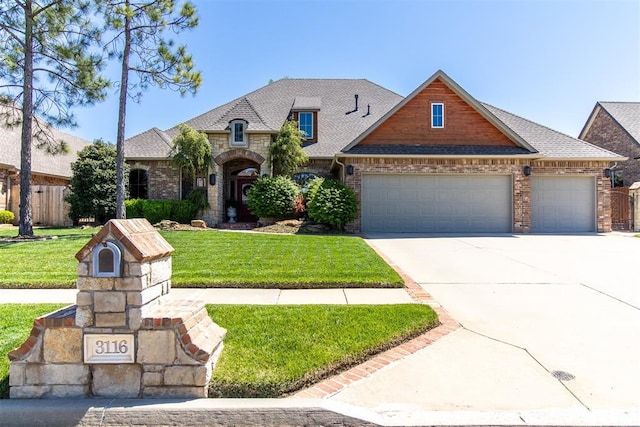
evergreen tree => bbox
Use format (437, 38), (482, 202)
(270, 120), (308, 177)
(99, 0), (202, 218)
(0, 0), (109, 236)
(66, 140), (125, 224)
(170, 124), (212, 190)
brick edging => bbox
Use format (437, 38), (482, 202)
(292, 307), (459, 399)
(292, 238), (460, 399)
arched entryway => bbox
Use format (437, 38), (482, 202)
(223, 158), (260, 222)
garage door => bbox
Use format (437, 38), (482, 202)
(531, 176), (595, 233)
(361, 175), (512, 233)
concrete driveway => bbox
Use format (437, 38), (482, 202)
(330, 234), (640, 423)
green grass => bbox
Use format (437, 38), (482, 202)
(0, 304), (66, 398)
(208, 304), (438, 397)
(0, 227), (402, 288)
(0, 304), (438, 399)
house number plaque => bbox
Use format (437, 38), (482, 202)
(84, 334), (135, 363)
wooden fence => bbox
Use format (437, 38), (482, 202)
(9, 184), (72, 226)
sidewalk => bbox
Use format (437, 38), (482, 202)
(0, 287), (417, 305)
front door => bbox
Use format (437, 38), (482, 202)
(236, 177), (258, 222)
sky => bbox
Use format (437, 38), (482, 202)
(69, 0), (640, 143)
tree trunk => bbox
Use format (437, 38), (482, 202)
(115, 1), (131, 220)
(18, 0), (34, 237)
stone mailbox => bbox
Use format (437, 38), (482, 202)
(8, 219), (226, 398)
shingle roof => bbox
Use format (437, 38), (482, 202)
(125, 127), (174, 159)
(598, 102), (640, 144)
(0, 106), (91, 178)
(483, 103), (623, 160)
(125, 79), (403, 159)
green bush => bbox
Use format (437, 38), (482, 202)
(0, 209), (14, 224)
(247, 176), (299, 219)
(124, 199), (199, 224)
(307, 178), (357, 230)
(125, 199), (145, 218)
(186, 188), (208, 211)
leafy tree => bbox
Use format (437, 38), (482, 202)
(66, 140), (126, 224)
(99, 0), (202, 219)
(0, 0), (109, 236)
(170, 124), (211, 191)
(270, 119), (308, 176)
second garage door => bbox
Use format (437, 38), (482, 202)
(361, 174), (512, 233)
(531, 176), (595, 233)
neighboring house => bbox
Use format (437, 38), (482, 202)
(125, 70), (623, 234)
(579, 102), (640, 187)
(0, 107), (91, 225)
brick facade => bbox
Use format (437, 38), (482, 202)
(581, 108), (640, 186)
(128, 160), (180, 200)
(358, 79), (517, 147)
(342, 157), (612, 233)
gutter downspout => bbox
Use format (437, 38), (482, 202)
(334, 156), (346, 183)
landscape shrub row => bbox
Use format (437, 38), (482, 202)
(125, 199), (199, 224)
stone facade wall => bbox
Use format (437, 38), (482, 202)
(342, 157), (612, 233)
(202, 133), (273, 226)
(581, 108), (640, 186)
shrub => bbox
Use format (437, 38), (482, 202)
(186, 188), (208, 211)
(125, 199), (145, 218)
(307, 178), (357, 230)
(0, 209), (14, 224)
(247, 176), (299, 219)
(124, 199), (199, 224)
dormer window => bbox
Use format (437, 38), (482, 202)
(298, 112), (314, 139)
(92, 241), (122, 278)
(431, 103), (444, 128)
(230, 120), (248, 147)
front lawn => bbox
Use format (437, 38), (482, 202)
(0, 227), (402, 288)
(208, 304), (438, 397)
(0, 303), (66, 398)
(0, 303), (438, 399)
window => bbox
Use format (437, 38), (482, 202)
(129, 169), (148, 199)
(298, 112), (314, 139)
(230, 120), (247, 146)
(431, 103), (444, 128)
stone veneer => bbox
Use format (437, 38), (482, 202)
(342, 157), (612, 233)
(8, 219), (225, 398)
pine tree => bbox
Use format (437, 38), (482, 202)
(0, 0), (109, 236)
(99, 0), (202, 218)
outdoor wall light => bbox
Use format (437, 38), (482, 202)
(209, 174), (216, 186)
(346, 165), (354, 175)
(523, 165), (531, 176)
(604, 169), (612, 178)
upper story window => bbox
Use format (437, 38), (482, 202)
(431, 103), (444, 128)
(230, 120), (248, 147)
(298, 112), (314, 139)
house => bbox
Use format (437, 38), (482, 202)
(125, 70), (623, 234)
(0, 106), (91, 225)
(579, 102), (640, 187)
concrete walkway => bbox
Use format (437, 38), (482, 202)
(0, 287), (416, 305)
